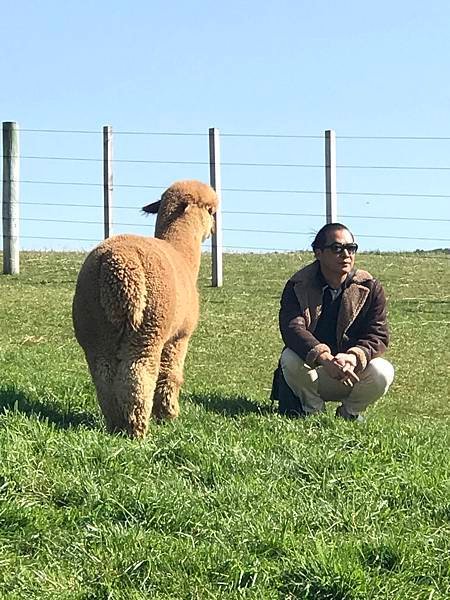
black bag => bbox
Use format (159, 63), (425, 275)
(270, 363), (306, 417)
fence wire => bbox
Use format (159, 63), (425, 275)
(4, 235), (447, 257)
(4, 154), (450, 171)
(4, 217), (449, 243)
(17, 127), (450, 140)
(6, 179), (450, 201)
(12, 204), (450, 223)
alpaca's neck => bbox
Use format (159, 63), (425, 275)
(157, 221), (203, 274)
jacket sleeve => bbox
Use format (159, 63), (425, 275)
(347, 279), (389, 371)
(279, 280), (331, 365)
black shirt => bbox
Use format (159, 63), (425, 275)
(314, 286), (342, 355)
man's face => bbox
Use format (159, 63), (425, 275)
(314, 228), (357, 278)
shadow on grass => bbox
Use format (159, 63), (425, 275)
(0, 386), (98, 430)
(187, 392), (273, 417)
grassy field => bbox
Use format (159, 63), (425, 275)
(0, 250), (449, 599)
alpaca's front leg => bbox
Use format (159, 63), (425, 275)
(152, 334), (190, 421)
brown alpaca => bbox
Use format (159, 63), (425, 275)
(72, 180), (218, 438)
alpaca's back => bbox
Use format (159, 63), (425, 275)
(73, 234), (199, 355)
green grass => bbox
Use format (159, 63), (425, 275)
(0, 250), (449, 599)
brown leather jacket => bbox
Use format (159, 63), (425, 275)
(279, 261), (389, 372)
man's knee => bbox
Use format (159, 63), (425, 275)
(363, 357), (395, 396)
(280, 348), (320, 389)
(280, 347), (304, 374)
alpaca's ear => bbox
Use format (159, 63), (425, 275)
(142, 200), (161, 214)
(183, 203), (191, 213)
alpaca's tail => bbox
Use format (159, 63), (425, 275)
(99, 250), (147, 331)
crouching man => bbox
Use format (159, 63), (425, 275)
(271, 223), (394, 422)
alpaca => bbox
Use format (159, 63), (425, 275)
(72, 180), (218, 438)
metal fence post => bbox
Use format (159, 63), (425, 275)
(209, 127), (223, 287)
(2, 121), (20, 274)
(325, 129), (337, 223)
(103, 125), (113, 238)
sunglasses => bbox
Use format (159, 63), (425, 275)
(322, 242), (359, 255)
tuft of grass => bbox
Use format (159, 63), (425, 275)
(0, 250), (449, 598)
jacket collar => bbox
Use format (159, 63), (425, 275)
(291, 260), (374, 333)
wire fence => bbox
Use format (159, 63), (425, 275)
(2, 125), (450, 261)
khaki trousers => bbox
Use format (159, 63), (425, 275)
(280, 348), (395, 416)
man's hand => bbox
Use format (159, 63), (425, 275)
(333, 353), (359, 386)
(334, 353), (357, 369)
(318, 352), (360, 386)
(318, 353), (348, 380)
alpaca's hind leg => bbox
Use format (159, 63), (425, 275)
(152, 335), (190, 421)
(87, 355), (124, 433)
(114, 351), (162, 438)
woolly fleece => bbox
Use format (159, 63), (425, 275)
(72, 180), (217, 438)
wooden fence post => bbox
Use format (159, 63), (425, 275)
(2, 122), (20, 275)
(103, 125), (113, 238)
(209, 127), (223, 287)
(325, 129), (337, 223)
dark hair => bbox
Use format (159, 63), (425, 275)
(312, 223), (354, 251)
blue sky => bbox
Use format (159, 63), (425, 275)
(1, 0), (450, 252)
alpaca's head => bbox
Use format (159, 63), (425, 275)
(142, 180), (218, 241)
